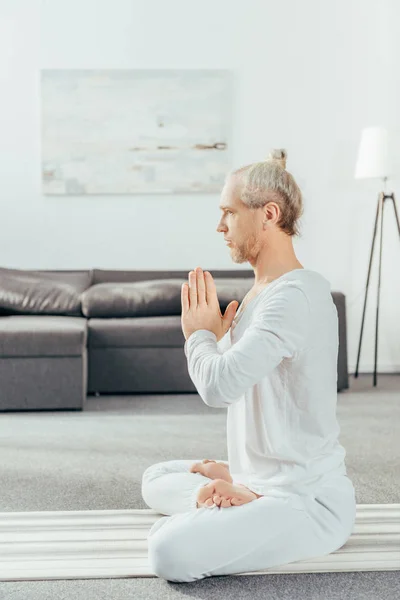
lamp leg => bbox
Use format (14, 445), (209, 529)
(374, 195), (385, 387)
(389, 193), (400, 238)
(354, 192), (383, 379)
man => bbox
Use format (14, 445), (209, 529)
(142, 149), (356, 583)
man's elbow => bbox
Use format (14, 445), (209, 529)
(197, 386), (230, 408)
(201, 386), (242, 408)
(202, 394), (228, 409)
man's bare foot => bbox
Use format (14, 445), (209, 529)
(190, 459), (233, 483)
(196, 479), (259, 509)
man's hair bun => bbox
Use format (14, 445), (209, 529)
(265, 149), (287, 170)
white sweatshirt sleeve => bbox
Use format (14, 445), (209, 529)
(183, 284), (310, 408)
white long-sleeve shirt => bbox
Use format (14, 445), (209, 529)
(184, 268), (347, 498)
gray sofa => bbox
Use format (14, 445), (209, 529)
(0, 268), (349, 411)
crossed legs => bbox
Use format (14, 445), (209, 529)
(142, 460), (356, 582)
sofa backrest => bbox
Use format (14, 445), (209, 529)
(0, 268), (94, 316)
(35, 269), (94, 284)
(92, 269), (254, 284)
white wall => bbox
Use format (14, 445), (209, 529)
(0, 0), (399, 374)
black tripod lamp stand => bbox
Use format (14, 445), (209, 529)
(353, 127), (400, 386)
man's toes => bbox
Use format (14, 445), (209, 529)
(219, 496), (233, 508)
(231, 497), (242, 505)
(190, 463), (200, 473)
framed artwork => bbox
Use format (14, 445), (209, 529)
(41, 69), (232, 195)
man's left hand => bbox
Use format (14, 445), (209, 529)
(181, 267), (239, 342)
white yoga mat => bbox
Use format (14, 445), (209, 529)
(0, 504), (399, 581)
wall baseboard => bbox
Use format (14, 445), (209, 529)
(0, 505), (399, 581)
(348, 366), (400, 374)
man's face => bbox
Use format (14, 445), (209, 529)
(216, 175), (264, 264)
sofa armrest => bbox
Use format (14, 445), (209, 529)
(331, 292), (349, 392)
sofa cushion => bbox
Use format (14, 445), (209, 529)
(0, 267), (92, 316)
(0, 316), (87, 357)
(81, 278), (254, 318)
(88, 316), (185, 348)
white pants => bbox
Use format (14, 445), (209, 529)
(142, 459), (357, 582)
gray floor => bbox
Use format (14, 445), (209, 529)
(1, 373), (399, 599)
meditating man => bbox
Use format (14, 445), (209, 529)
(141, 149), (356, 583)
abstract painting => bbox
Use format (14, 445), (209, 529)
(41, 69), (232, 195)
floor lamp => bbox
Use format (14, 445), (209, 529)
(354, 127), (400, 386)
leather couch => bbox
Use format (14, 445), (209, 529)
(0, 268), (349, 411)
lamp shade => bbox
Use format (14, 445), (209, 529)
(354, 127), (389, 179)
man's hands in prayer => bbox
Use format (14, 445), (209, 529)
(181, 267), (239, 342)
